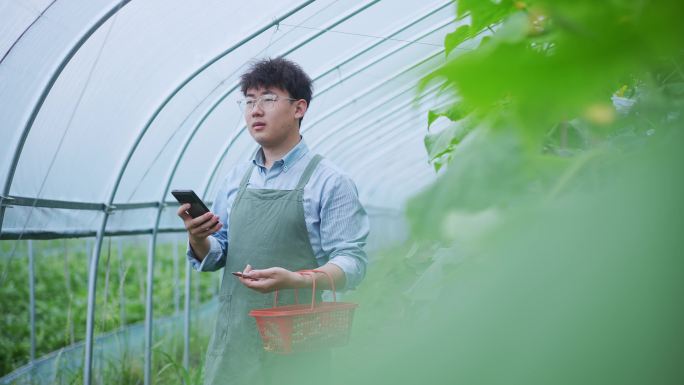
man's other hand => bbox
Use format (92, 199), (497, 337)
(238, 264), (308, 293)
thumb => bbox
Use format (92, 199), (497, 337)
(242, 264), (253, 275)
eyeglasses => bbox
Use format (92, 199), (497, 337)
(237, 94), (297, 113)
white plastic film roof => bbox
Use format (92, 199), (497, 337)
(0, 0), (461, 238)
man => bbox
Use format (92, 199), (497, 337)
(177, 57), (369, 385)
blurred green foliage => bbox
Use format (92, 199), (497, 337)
(320, 1), (684, 384)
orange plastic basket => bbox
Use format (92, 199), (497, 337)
(249, 269), (358, 354)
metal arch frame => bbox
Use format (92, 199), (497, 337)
(315, 92), (448, 207)
(301, 0), (453, 93)
(309, 17), (455, 100)
(330, 104), (433, 169)
(379, 158), (436, 206)
(0, 1), (132, 383)
(302, 46), (445, 146)
(0, 0), (387, 219)
(303, 37), (449, 146)
(307, 81), (440, 172)
(81, 2), (318, 385)
(361, 150), (435, 203)
(0, 0), (132, 234)
(312, 81), (442, 160)
(154, 0), (388, 201)
(0, 0), (59, 65)
(307, 67), (442, 151)
(340, 111), (431, 180)
(299, 18), (453, 148)
(146, 0), (423, 211)
(357, 149), (434, 208)
(306, 67), (431, 149)
(345, 119), (430, 176)
(359, 156), (433, 206)
(174, 5), (455, 200)
(334, 106), (437, 190)
(342, 109), (433, 172)
(383, 162), (436, 206)
(201, 48), (447, 198)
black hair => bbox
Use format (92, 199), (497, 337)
(239, 57), (313, 125)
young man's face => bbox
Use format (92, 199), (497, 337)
(243, 86), (306, 149)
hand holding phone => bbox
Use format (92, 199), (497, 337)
(173, 189), (221, 245)
(171, 189), (210, 218)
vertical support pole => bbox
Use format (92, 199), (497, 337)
(173, 238), (179, 315)
(194, 268), (200, 305)
(118, 238), (126, 329)
(85, 226), (108, 385)
(28, 240), (36, 363)
(144, 235), (156, 385)
(183, 254), (191, 369)
(64, 239), (75, 344)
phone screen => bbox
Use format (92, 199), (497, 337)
(171, 189), (210, 218)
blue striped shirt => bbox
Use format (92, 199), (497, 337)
(187, 138), (369, 290)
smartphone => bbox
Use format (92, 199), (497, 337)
(171, 189), (210, 218)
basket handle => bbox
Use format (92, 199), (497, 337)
(298, 269), (337, 302)
(272, 269), (337, 310)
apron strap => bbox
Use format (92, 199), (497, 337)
(239, 163), (255, 189)
(295, 154), (323, 190)
(236, 162), (256, 204)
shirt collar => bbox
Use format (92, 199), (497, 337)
(252, 136), (310, 170)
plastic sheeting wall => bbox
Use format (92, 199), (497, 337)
(0, 0), (460, 239)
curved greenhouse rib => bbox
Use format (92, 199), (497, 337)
(154, 0), (384, 207)
(323, 90), (440, 166)
(371, 158), (435, 205)
(151, 0), (451, 203)
(306, 50), (443, 147)
(311, 79), (442, 156)
(312, 18), (454, 99)
(336, 107), (434, 176)
(0, 0), (58, 65)
(0, 0), (132, 234)
(127, 0), (384, 203)
(82, 3), (317, 385)
(349, 120), (429, 178)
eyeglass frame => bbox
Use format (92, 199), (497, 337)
(237, 94), (299, 113)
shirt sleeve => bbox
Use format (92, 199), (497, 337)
(186, 232), (226, 271)
(319, 173), (370, 291)
(186, 177), (231, 272)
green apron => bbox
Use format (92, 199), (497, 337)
(203, 154), (330, 385)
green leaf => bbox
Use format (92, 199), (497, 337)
(424, 118), (472, 162)
(445, 25), (471, 57)
(427, 104), (471, 131)
(457, 0), (517, 31)
(427, 110), (441, 128)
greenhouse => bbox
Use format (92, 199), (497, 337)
(1, 1), (682, 384)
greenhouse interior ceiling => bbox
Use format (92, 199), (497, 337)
(1, 0), (682, 385)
